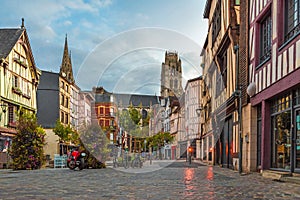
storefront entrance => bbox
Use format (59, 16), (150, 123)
(269, 90), (300, 172)
(296, 110), (300, 169)
(271, 111), (291, 170)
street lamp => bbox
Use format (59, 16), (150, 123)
(0, 104), (7, 122)
(196, 106), (203, 117)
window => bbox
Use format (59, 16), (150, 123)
(260, 14), (272, 63)
(65, 113), (68, 124)
(215, 54), (227, 98)
(110, 120), (114, 126)
(105, 119), (109, 126)
(61, 81), (64, 89)
(61, 111), (64, 123)
(61, 95), (65, 106)
(212, 0), (221, 44)
(99, 107), (104, 115)
(65, 97), (69, 108)
(174, 79), (178, 89)
(99, 119), (104, 126)
(170, 79), (173, 89)
(216, 50), (227, 97)
(105, 107), (109, 115)
(8, 105), (16, 124)
(12, 75), (18, 88)
(285, 0), (300, 41)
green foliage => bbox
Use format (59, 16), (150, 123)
(53, 120), (78, 144)
(118, 109), (136, 133)
(10, 113), (46, 170)
(146, 132), (174, 149)
(79, 123), (110, 167)
(128, 106), (141, 125)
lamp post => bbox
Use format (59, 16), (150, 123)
(196, 107), (203, 160)
(0, 103), (8, 168)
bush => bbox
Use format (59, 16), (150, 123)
(9, 113), (46, 170)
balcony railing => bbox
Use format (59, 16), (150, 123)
(285, 22), (300, 42)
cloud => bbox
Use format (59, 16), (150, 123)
(64, 20), (73, 26)
(76, 27), (203, 94)
(1, 0), (207, 95)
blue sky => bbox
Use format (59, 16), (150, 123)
(1, 0), (208, 94)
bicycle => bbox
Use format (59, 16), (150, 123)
(131, 153), (143, 168)
(122, 151), (129, 169)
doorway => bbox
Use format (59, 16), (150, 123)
(295, 110), (300, 169)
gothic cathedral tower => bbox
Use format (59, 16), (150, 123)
(60, 34), (74, 84)
(160, 51), (183, 98)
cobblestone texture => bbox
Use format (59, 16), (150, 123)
(0, 160), (300, 200)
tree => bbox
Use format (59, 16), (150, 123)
(10, 112), (46, 170)
(146, 132), (174, 159)
(118, 109), (136, 133)
(79, 123), (110, 168)
(53, 120), (79, 144)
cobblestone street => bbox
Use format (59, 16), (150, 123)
(1, 160), (300, 200)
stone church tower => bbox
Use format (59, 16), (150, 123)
(160, 51), (183, 98)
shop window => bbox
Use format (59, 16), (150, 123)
(260, 13), (272, 63)
(271, 93), (292, 113)
(271, 111), (291, 169)
(294, 88), (300, 106)
(285, 0), (300, 41)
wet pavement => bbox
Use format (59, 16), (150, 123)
(0, 160), (300, 200)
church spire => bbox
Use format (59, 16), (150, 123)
(60, 34), (74, 83)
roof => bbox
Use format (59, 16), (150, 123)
(184, 76), (202, 90)
(0, 28), (24, 59)
(114, 93), (159, 108)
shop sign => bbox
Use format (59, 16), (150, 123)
(297, 116), (300, 130)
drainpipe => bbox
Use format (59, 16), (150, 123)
(234, 44), (243, 174)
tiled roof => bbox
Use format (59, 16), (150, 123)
(0, 28), (23, 59)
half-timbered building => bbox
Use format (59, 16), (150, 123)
(201, 0), (240, 169)
(0, 19), (40, 168)
(248, 0), (300, 173)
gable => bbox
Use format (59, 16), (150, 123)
(0, 29), (23, 59)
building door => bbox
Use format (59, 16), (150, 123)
(271, 111), (291, 169)
(295, 110), (300, 169)
(220, 117), (233, 168)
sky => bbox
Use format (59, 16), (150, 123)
(1, 0), (208, 95)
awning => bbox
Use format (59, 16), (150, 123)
(0, 126), (17, 137)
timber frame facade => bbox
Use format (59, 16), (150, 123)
(249, 0), (300, 173)
(0, 20), (40, 168)
(201, 0), (241, 169)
